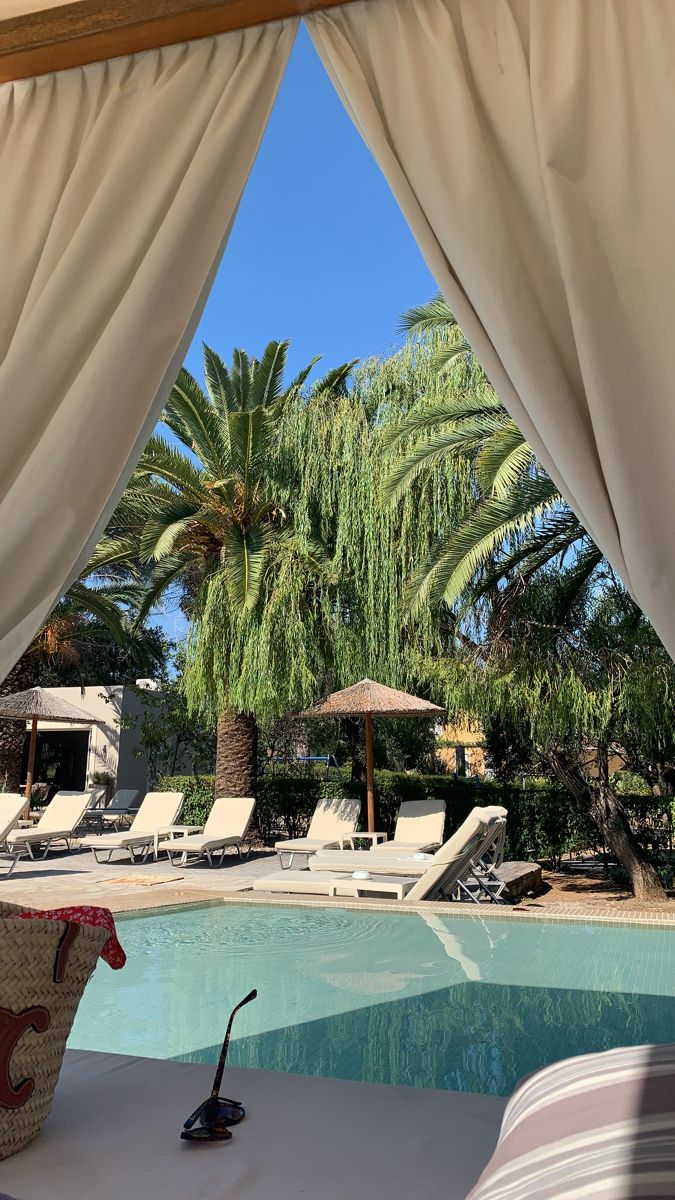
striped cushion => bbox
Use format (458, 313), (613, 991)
(468, 1043), (675, 1199)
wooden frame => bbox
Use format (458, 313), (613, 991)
(0, 0), (353, 84)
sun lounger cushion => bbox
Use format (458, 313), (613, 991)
(275, 797), (361, 853)
(81, 792), (183, 850)
(0, 794), (29, 844)
(8, 792), (93, 844)
(157, 796), (255, 858)
(252, 869), (337, 895)
(251, 869), (417, 899)
(275, 837), (344, 853)
(467, 1042), (675, 1199)
(310, 850), (429, 875)
(368, 798), (445, 852)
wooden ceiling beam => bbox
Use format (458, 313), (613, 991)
(0, 0), (349, 84)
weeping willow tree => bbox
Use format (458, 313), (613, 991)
(279, 341), (471, 687)
(183, 337), (471, 784)
(424, 568), (669, 902)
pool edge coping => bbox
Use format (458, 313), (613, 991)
(111, 889), (675, 931)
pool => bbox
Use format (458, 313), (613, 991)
(70, 903), (675, 1096)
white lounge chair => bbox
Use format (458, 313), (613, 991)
(365, 797), (445, 854)
(275, 796), (361, 868)
(254, 808), (507, 903)
(156, 796), (255, 867)
(95, 789), (142, 831)
(0, 793), (29, 876)
(310, 805), (507, 879)
(81, 791), (183, 864)
(6, 791), (95, 859)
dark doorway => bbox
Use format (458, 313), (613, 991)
(21, 729), (90, 792)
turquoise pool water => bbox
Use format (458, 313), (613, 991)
(70, 904), (675, 1096)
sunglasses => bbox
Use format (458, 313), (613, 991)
(181, 989), (257, 1143)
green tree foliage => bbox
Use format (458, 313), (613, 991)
(93, 340), (357, 792)
(274, 341), (471, 698)
(32, 601), (168, 688)
(386, 295), (600, 613)
(424, 568), (669, 899)
(103, 337), (470, 729)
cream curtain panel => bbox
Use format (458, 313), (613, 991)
(0, 21), (297, 682)
(308, 0), (675, 657)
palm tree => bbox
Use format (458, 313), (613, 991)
(96, 341), (354, 797)
(386, 296), (601, 614)
(0, 581), (159, 791)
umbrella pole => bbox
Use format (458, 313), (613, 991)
(364, 714), (376, 833)
(23, 715), (38, 818)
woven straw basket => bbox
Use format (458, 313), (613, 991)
(0, 900), (107, 1159)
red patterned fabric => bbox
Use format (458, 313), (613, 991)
(17, 906), (126, 969)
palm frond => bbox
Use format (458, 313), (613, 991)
(384, 412), (515, 505)
(136, 435), (206, 499)
(86, 536), (141, 573)
(227, 407), (274, 507)
(556, 542), (605, 617)
(464, 518), (588, 611)
(139, 495), (202, 562)
(312, 361), (357, 397)
(203, 344), (236, 416)
(231, 348), (252, 410)
(286, 356), (322, 396)
(399, 294), (457, 336)
(406, 477), (562, 612)
(385, 430), (483, 506)
(221, 524), (271, 610)
(66, 581), (128, 646)
(163, 369), (229, 479)
(249, 340), (289, 409)
(474, 423), (531, 496)
(134, 554), (194, 624)
(384, 392), (506, 449)
(432, 342), (472, 372)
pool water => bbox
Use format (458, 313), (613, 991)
(70, 903), (675, 1096)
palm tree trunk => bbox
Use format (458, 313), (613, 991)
(215, 711), (258, 797)
(547, 747), (666, 903)
(0, 655), (35, 791)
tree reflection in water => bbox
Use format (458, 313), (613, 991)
(177, 982), (675, 1096)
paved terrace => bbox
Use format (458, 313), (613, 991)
(2, 843), (675, 926)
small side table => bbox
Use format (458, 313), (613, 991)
(338, 831), (388, 849)
(153, 824), (203, 861)
(326, 874), (415, 900)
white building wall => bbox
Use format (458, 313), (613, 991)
(35, 685), (148, 792)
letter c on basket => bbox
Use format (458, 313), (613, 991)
(0, 1006), (50, 1109)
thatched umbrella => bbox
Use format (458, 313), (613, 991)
(300, 679), (445, 832)
(0, 687), (99, 809)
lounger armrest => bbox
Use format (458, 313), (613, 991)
(338, 831), (388, 848)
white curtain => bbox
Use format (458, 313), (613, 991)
(0, 21), (297, 682)
(308, 0), (675, 656)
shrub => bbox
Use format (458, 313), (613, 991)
(159, 769), (648, 865)
(159, 775), (214, 827)
(158, 774), (353, 844)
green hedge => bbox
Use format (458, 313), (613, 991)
(158, 774), (350, 844)
(158, 770), (598, 862)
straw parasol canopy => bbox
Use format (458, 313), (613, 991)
(300, 679), (445, 832)
(0, 687), (99, 804)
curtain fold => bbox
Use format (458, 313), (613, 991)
(0, 20), (297, 681)
(307, 0), (675, 656)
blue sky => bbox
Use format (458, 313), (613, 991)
(183, 24), (435, 384)
(160, 26), (435, 644)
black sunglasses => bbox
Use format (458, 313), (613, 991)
(181, 989), (257, 1143)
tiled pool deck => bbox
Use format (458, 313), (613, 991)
(2, 844), (675, 928)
